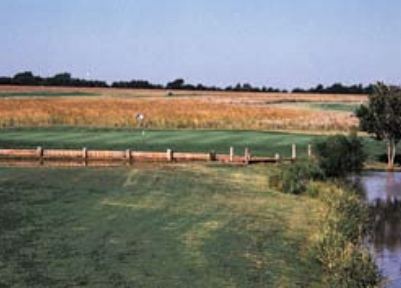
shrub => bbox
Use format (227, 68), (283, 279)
(280, 161), (324, 194)
(315, 134), (366, 177)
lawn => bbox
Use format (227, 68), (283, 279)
(0, 164), (324, 287)
(307, 102), (360, 112)
(0, 127), (387, 160)
(271, 102), (361, 112)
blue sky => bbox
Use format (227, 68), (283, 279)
(1, 0), (400, 88)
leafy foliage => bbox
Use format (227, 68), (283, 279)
(279, 161), (324, 194)
(356, 83), (401, 169)
(356, 83), (401, 142)
(315, 135), (366, 177)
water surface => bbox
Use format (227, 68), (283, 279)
(358, 172), (401, 287)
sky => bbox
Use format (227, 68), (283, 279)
(1, 0), (401, 88)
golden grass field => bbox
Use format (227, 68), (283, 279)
(0, 85), (366, 132)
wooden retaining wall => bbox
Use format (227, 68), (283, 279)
(0, 144), (313, 166)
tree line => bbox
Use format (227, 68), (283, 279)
(0, 72), (108, 88)
(0, 71), (374, 94)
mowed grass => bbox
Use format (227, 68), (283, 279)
(0, 164), (325, 287)
(304, 102), (361, 112)
(271, 102), (361, 112)
(307, 102), (360, 112)
(0, 127), (324, 158)
(0, 127), (387, 160)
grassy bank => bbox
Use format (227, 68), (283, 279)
(310, 181), (380, 286)
(268, 161), (380, 286)
(0, 127), (388, 161)
(0, 164), (325, 287)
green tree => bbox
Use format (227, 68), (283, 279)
(356, 83), (401, 170)
(315, 134), (366, 177)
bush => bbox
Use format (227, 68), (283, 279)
(315, 134), (366, 178)
(280, 161), (324, 194)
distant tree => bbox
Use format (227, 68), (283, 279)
(234, 83), (242, 91)
(47, 73), (72, 86)
(325, 83), (346, 94)
(315, 84), (324, 93)
(196, 84), (206, 90)
(112, 79), (161, 89)
(242, 83), (253, 91)
(13, 71), (41, 85)
(0, 70), (380, 95)
(166, 79), (185, 90)
(356, 83), (401, 170)
(0, 77), (12, 85)
(294, 83), (371, 95)
(292, 88), (305, 93)
(364, 84), (375, 95)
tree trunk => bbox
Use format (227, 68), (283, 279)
(387, 139), (396, 171)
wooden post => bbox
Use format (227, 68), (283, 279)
(125, 149), (131, 165)
(167, 149), (173, 162)
(292, 144), (297, 161)
(82, 147), (88, 166)
(275, 153), (281, 164)
(244, 148), (251, 164)
(308, 144), (313, 158)
(209, 151), (216, 161)
(37, 146), (43, 158)
(229, 147), (234, 162)
(37, 146), (43, 165)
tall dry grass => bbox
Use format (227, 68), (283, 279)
(0, 85), (367, 102)
(0, 96), (358, 131)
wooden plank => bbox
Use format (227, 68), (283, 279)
(43, 149), (82, 159)
(131, 151), (166, 161)
(0, 149), (38, 158)
(87, 150), (125, 160)
(174, 152), (210, 161)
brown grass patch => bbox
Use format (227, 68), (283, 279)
(0, 86), (362, 131)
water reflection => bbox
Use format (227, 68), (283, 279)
(358, 172), (401, 288)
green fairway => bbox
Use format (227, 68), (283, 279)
(276, 102), (361, 112)
(307, 102), (360, 112)
(0, 164), (324, 287)
(0, 127), (387, 160)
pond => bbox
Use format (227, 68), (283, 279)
(358, 172), (401, 288)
